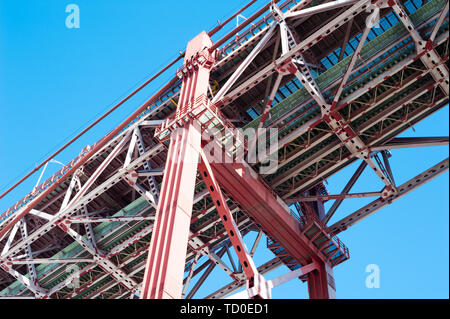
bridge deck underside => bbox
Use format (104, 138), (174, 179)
(0, 0), (448, 299)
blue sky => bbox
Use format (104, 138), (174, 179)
(0, 0), (448, 298)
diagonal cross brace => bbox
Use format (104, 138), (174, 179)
(281, 8), (397, 197)
(18, 217), (40, 295)
(58, 222), (138, 291)
(390, 0), (449, 96)
(0, 263), (48, 298)
(198, 149), (271, 299)
(212, 23), (278, 105)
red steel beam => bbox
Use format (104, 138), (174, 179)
(140, 32), (214, 299)
(207, 157), (340, 299)
(206, 152), (328, 267)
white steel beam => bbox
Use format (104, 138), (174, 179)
(67, 129), (132, 209)
(128, 181), (158, 208)
(324, 161), (367, 224)
(19, 217), (39, 297)
(182, 253), (200, 298)
(371, 137), (449, 151)
(48, 223), (154, 296)
(206, 258), (283, 299)
(1, 222), (20, 257)
(61, 225), (138, 290)
(229, 262), (318, 299)
(135, 126), (160, 206)
(188, 235), (238, 281)
(287, 18), (396, 197)
(258, 73), (283, 129)
(73, 176), (98, 249)
(287, 191), (382, 203)
(281, 94), (448, 199)
(212, 22), (278, 104)
(124, 128), (139, 168)
(60, 173), (79, 211)
(0, 265), (47, 298)
(0, 141), (163, 261)
(221, 0), (371, 107)
(331, 10), (376, 107)
(273, 80), (437, 190)
(139, 120), (164, 127)
(186, 246), (229, 299)
(106, 223), (153, 258)
(270, 22), (448, 132)
(66, 216), (155, 224)
(429, 1), (449, 42)
(10, 258), (95, 265)
(0, 82), (180, 234)
(45, 210), (246, 297)
(136, 168), (164, 177)
(29, 209), (54, 221)
(285, 0), (360, 20)
(14, 246), (61, 260)
(249, 230), (263, 257)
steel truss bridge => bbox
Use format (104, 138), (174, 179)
(0, 0), (448, 299)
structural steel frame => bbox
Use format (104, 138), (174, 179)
(0, 0), (448, 299)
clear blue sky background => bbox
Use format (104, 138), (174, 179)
(0, 0), (448, 299)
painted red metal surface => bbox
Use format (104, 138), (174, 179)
(141, 32), (215, 299)
(1, 0), (447, 300)
(199, 153), (270, 299)
(140, 122), (202, 299)
(206, 149), (347, 293)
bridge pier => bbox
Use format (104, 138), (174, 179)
(308, 260), (336, 299)
(140, 32), (214, 299)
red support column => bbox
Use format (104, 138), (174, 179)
(140, 32), (214, 299)
(307, 259), (336, 299)
(140, 122), (202, 299)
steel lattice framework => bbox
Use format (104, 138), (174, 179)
(0, 0), (448, 299)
